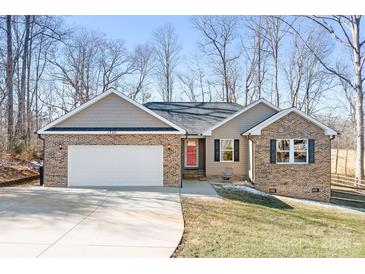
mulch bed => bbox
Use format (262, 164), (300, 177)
(0, 153), (40, 186)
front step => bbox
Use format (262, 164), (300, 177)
(182, 169), (206, 179)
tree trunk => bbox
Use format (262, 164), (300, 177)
(354, 85), (364, 182)
(305, 87), (310, 114)
(166, 61), (171, 102)
(15, 15), (31, 141)
(26, 17), (34, 143)
(345, 147), (348, 176)
(335, 137), (339, 174)
(218, 52), (229, 103)
(274, 57), (280, 107)
(5, 15), (14, 150)
(352, 16), (364, 182)
(257, 36), (262, 99)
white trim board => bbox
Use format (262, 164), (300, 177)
(202, 98), (280, 136)
(37, 88), (186, 135)
(242, 108), (337, 136)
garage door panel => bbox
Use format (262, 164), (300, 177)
(68, 145), (163, 186)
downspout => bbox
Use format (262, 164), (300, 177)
(246, 134), (254, 183)
(181, 131), (189, 188)
(38, 133), (45, 186)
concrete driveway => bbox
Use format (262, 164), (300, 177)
(0, 186), (184, 258)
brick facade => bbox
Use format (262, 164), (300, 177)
(250, 112), (332, 202)
(41, 134), (181, 187)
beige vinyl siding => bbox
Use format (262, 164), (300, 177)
(206, 103), (278, 177)
(55, 93), (170, 128)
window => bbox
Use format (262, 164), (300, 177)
(276, 139), (308, 164)
(293, 139), (307, 163)
(185, 139), (198, 167)
(220, 139), (234, 162)
(276, 139), (290, 163)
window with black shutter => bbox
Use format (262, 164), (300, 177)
(308, 139), (315, 163)
(270, 139), (276, 163)
(234, 139), (239, 161)
(214, 139), (220, 161)
(274, 139), (310, 164)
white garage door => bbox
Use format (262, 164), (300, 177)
(68, 145), (163, 187)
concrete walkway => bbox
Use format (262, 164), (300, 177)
(180, 181), (221, 199)
(0, 186), (184, 258)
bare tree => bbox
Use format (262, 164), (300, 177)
(15, 15), (31, 141)
(177, 72), (197, 102)
(296, 16), (365, 181)
(177, 58), (213, 102)
(129, 43), (153, 102)
(195, 61), (207, 102)
(284, 32), (306, 108)
(153, 23), (180, 102)
(0, 15), (66, 147)
(284, 28), (334, 114)
(242, 45), (256, 105)
(193, 16), (240, 102)
(5, 15), (14, 149)
(280, 15), (364, 180)
(27, 16), (66, 139)
(262, 16), (290, 107)
(243, 17), (270, 101)
(99, 39), (133, 92)
(49, 30), (105, 109)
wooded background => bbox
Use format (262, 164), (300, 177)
(0, 15), (363, 178)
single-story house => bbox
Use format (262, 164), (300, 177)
(38, 88), (337, 201)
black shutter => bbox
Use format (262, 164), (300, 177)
(270, 139), (276, 163)
(308, 139), (315, 163)
(234, 139), (239, 161)
(214, 139), (220, 162)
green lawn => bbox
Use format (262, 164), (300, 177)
(173, 188), (365, 258)
(331, 185), (365, 209)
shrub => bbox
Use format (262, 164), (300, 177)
(8, 138), (41, 160)
(10, 140), (26, 155)
(26, 144), (41, 160)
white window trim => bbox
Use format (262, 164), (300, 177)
(276, 139), (308, 164)
(220, 139), (234, 162)
(184, 139), (199, 168)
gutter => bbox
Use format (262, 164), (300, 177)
(181, 131), (189, 188)
(330, 133), (338, 141)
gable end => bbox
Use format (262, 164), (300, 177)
(38, 89), (186, 134)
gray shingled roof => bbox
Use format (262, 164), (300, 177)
(144, 102), (243, 134)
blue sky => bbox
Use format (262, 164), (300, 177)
(65, 15), (199, 56)
(63, 15), (350, 114)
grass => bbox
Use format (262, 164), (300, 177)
(173, 187), (365, 258)
(331, 149), (357, 176)
(331, 185), (365, 209)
